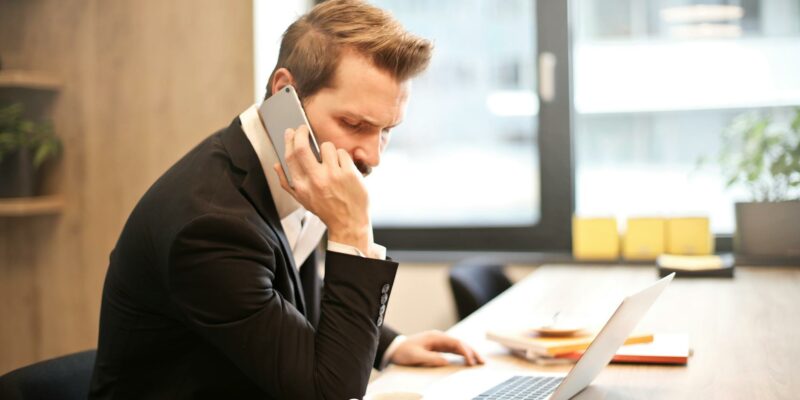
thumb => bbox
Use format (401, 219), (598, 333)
(414, 350), (449, 367)
(273, 163), (295, 194)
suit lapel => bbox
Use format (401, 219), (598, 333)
(220, 118), (307, 315)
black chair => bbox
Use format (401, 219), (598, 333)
(0, 350), (96, 400)
(448, 260), (512, 321)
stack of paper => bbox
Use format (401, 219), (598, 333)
(554, 333), (690, 365)
(486, 329), (654, 358)
(488, 329), (689, 366)
(656, 254), (734, 278)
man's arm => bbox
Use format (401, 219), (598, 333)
(168, 213), (397, 400)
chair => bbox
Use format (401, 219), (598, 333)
(0, 350), (96, 400)
(448, 260), (512, 320)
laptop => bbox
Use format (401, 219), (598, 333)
(423, 273), (675, 400)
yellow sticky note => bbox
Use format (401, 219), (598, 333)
(623, 218), (666, 261)
(572, 216), (619, 260)
(666, 217), (713, 255)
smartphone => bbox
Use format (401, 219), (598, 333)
(258, 85), (321, 187)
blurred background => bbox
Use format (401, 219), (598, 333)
(1, 0), (799, 374)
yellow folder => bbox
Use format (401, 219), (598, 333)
(623, 218), (666, 261)
(572, 216), (619, 260)
(666, 217), (713, 255)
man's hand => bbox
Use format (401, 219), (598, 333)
(390, 331), (485, 367)
(275, 125), (372, 254)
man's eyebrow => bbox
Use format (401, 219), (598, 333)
(386, 120), (402, 130)
(341, 112), (401, 129)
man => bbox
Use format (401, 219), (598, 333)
(89, 1), (483, 399)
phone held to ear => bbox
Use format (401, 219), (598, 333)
(258, 85), (322, 186)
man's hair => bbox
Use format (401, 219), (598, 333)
(265, 0), (433, 99)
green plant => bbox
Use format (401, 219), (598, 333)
(0, 103), (61, 168)
(715, 107), (800, 202)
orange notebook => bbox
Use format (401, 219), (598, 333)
(487, 329), (654, 357)
(556, 333), (689, 364)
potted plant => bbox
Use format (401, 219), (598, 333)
(716, 107), (800, 263)
(0, 102), (62, 198)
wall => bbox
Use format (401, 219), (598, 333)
(384, 262), (537, 334)
(0, 0), (253, 374)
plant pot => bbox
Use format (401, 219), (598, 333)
(734, 201), (800, 264)
(0, 148), (35, 198)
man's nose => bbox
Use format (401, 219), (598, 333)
(354, 133), (382, 168)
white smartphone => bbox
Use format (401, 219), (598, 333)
(257, 85), (321, 187)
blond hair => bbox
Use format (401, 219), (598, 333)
(266, 0), (433, 99)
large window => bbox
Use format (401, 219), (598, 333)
(367, 0), (540, 227)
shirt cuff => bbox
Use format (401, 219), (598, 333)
(379, 334), (406, 369)
(327, 240), (387, 260)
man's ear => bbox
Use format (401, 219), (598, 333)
(271, 68), (295, 95)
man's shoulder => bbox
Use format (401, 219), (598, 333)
(137, 121), (250, 217)
(115, 119), (275, 262)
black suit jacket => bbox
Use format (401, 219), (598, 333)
(89, 118), (399, 399)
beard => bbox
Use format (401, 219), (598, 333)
(355, 160), (372, 177)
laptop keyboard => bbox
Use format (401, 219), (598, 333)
(473, 375), (563, 400)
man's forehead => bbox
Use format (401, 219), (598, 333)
(323, 52), (409, 127)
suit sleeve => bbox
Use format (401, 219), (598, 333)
(167, 213), (398, 400)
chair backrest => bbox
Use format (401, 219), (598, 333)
(0, 350), (96, 400)
(448, 260), (512, 320)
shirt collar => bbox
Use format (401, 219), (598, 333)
(239, 104), (301, 220)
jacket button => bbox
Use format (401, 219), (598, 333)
(379, 304), (386, 316)
(376, 315), (384, 326)
(381, 284), (390, 294)
(381, 293), (388, 305)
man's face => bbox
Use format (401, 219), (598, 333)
(301, 50), (409, 176)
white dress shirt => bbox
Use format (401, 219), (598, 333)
(238, 104), (402, 366)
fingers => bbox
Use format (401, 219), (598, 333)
(474, 347), (486, 364)
(283, 128), (304, 180)
(291, 124), (318, 169)
(413, 349), (449, 367)
(426, 332), (483, 366)
(453, 341), (478, 366)
(336, 148), (360, 174)
(319, 141), (338, 168)
(283, 125), (311, 179)
(283, 127), (295, 156)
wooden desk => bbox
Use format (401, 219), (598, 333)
(367, 265), (800, 399)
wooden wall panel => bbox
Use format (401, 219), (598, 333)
(0, 0), (93, 374)
(0, 0), (254, 374)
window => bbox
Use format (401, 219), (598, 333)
(572, 0), (800, 235)
(367, 0), (540, 227)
